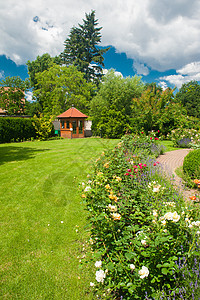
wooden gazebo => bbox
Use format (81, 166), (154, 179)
(57, 106), (88, 138)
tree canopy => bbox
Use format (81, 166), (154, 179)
(175, 80), (200, 118)
(27, 53), (61, 90)
(60, 10), (110, 85)
(33, 64), (95, 116)
(0, 76), (29, 115)
(90, 70), (144, 138)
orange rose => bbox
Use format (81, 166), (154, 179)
(189, 196), (196, 201)
(194, 179), (200, 185)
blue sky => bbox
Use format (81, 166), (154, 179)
(0, 49), (180, 92)
(1, 0), (200, 95)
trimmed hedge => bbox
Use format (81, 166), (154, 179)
(0, 117), (37, 143)
(183, 149), (200, 179)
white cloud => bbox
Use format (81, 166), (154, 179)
(177, 62), (200, 75)
(25, 91), (33, 102)
(0, 70), (5, 79)
(0, 0), (200, 77)
(158, 81), (168, 91)
(160, 61), (200, 88)
(103, 69), (123, 77)
(133, 61), (149, 76)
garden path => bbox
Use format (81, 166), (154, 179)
(157, 149), (200, 202)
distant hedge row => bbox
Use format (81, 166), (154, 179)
(0, 117), (37, 143)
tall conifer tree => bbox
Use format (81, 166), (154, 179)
(60, 10), (109, 84)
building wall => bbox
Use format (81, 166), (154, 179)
(84, 120), (92, 137)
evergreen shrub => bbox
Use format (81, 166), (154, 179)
(0, 117), (36, 143)
(183, 149), (200, 179)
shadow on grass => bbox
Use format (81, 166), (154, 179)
(0, 145), (49, 165)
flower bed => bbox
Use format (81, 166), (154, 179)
(81, 134), (200, 299)
(168, 127), (200, 148)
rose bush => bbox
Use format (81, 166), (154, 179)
(80, 133), (200, 299)
(167, 127), (200, 148)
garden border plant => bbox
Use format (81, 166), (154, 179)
(80, 133), (200, 299)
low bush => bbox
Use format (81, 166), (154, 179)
(183, 149), (200, 179)
(32, 113), (54, 140)
(168, 127), (200, 148)
(0, 117), (36, 143)
(81, 134), (200, 299)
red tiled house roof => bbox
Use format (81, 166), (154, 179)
(57, 107), (88, 118)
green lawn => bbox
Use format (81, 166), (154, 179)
(158, 140), (180, 152)
(0, 138), (119, 299)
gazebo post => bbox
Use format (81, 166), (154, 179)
(70, 127), (73, 139)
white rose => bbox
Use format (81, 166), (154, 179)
(161, 220), (166, 226)
(108, 204), (117, 212)
(164, 212), (173, 221)
(95, 269), (106, 283)
(172, 211), (180, 222)
(138, 266), (149, 279)
(130, 264), (135, 270)
(84, 186), (91, 192)
(95, 260), (102, 268)
(153, 186), (160, 193)
(141, 239), (147, 245)
(153, 210), (158, 217)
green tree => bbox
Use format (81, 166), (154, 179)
(90, 70), (144, 138)
(131, 86), (174, 133)
(175, 80), (200, 118)
(33, 64), (95, 116)
(0, 76), (29, 115)
(27, 53), (61, 90)
(60, 10), (110, 85)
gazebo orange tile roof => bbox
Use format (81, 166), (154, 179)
(57, 107), (88, 118)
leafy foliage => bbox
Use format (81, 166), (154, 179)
(81, 134), (200, 299)
(175, 80), (200, 118)
(33, 64), (95, 116)
(183, 149), (200, 179)
(0, 117), (36, 143)
(32, 113), (54, 140)
(60, 10), (110, 85)
(0, 76), (29, 115)
(168, 127), (200, 148)
(90, 70), (144, 138)
(27, 53), (61, 90)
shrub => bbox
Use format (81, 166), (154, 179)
(0, 117), (36, 143)
(168, 127), (200, 148)
(81, 134), (200, 299)
(32, 113), (54, 140)
(183, 149), (200, 179)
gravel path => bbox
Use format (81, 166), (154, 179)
(157, 149), (200, 201)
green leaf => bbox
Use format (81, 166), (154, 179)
(125, 252), (136, 261)
(161, 268), (169, 275)
(127, 282), (133, 287)
(162, 263), (170, 268)
(107, 262), (114, 270)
